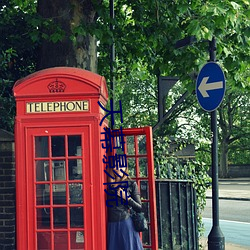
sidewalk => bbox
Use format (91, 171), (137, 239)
(200, 238), (250, 250)
(203, 178), (250, 249)
(206, 178), (250, 201)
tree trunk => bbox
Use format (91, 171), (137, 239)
(37, 0), (99, 72)
(219, 140), (229, 178)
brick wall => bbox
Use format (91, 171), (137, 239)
(0, 129), (15, 250)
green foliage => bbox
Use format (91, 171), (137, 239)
(114, 64), (158, 128)
(154, 136), (211, 239)
(0, 0), (38, 131)
(0, 78), (15, 132)
(96, 0), (249, 177)
(0, 2), (37, 78)
(98, 0), (249, 92)
(219, 88), (250, 167)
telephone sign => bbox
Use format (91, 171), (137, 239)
(26, 100), (89, 113)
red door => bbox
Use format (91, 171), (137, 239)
(122, 127), (158, 250)
(26, 126), (91, 250)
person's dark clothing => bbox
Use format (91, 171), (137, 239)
(107, 180), (142, 222)
(107, 180), (143, 250)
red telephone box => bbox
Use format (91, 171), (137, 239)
(13, 67), (158, 250)
(13, 67), (108, 250)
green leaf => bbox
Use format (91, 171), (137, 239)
(187, 19), (201, 36)
(231, 1), (241, 10)
(242, 0), (249, 5)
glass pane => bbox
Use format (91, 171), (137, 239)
(35, 136), (49, 157)
(36, 184), (47, 205)
(116, 144), (124, 155)
(142, 202), (150, 222)
(139, 158), (148, 177)
(54, 231), (68, 249)
(53, 208), (67, 227)
(140, 181), (149, 200)
(113, 130), (125, 153)
(36, 160), (49, 181)
(52, 136), (65, 157)
(68, 159), (82, 180)
(70, 207), (83, 227)
(53, 184), (66, 204)
(68, 135), (81, 156)
(42, 186), (50, 206)
(69, 183), (83, 204)
(71, 231), (84, 248)
(52, 160), (66, 181)
(37, 232), (51, 250)
(142, 227), (151, 246)
(127, 158), (136, 177)
(126, 136), (135, 155)
(37, 208), (50, 229)
(138, 135), (146, 155)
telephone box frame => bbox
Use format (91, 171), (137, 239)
(13, 67), (158, 250)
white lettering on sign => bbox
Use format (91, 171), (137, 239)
(26, 100), (89, 113)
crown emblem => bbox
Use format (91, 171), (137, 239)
(47, 79), (66, 93)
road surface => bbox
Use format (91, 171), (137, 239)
(202, 180), (250, 249)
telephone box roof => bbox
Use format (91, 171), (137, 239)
(13, 67), (108, 99)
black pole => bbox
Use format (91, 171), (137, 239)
(157, 76), (161, 123)
(209, 37), (216, 62)
(110, 0), (115, 129)
(208, 37), (225, 250)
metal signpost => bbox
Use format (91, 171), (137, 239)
(196, 37), (225, 250)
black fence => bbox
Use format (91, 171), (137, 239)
(156, 179), (198, 250)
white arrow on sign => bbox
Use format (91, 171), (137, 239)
(198, 76), (223, 98)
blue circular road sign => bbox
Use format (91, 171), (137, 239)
(196, 62), (226, 112)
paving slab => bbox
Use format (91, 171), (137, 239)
(206, 178), (250, 201)
(200, 238), (250, 250)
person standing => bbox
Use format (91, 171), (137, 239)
(106, 165), (144, 250)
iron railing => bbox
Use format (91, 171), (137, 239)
(156, 179), (198, 250)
